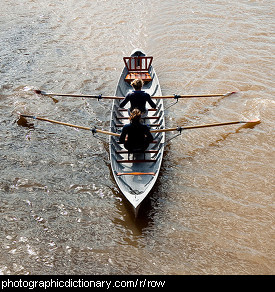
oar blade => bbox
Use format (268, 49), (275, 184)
(240, 118), (261, 129)
(34, 89), (44, 95)
(34, 89), (59, 103)
(17, 114), (35, 129)
(247, 118), (261, 124)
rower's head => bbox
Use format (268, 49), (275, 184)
(131, 79), (143, 90)
(129, 109), (142, 123)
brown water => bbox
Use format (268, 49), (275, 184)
(0, 0), (274, 275)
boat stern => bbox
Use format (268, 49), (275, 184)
(131, 48), (146, 57)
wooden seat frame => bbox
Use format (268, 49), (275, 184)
(123, 56), (153, 83)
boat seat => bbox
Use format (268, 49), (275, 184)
(116, 159), (157, 163)
(123, 56), (153, 84)
(116, 150), (158, 154)
(125, 72), (152, 83)
(115, 123), (161, 128)
(116, 172), (155, 176)
(125, 147), (146, 160)
(116, 116), (160, 120)
(118, 108), (157, 112)
(117, 140), (158, 144)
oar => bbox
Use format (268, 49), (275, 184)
(34, 89), (236, 100)
(34, 90), (123, 100)
(150, 119), (261, 133)
(19, 115), (260, 141)
(153, 91), (237, 99)
(20, 115), (120, 137)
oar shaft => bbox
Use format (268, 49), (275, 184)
(35, 90), (123, 100)
(49, 94), (122, 100)
(151, 119), (260, 133)
(95, 129), (120, 137)
(150, 127), (178, 133)
(153, 92), (236, 99)
(20, 115), (120, 137)
(153, 94), (224, 99)
(182, 121), (244, 130)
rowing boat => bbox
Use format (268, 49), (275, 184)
(21, 52), (260, 217)
(109, 49), (165, 216)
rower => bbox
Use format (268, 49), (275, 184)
(119, 79), (156, 118)
(119, 109), (153, 157)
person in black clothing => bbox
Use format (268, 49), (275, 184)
(119, 109), (153, 152)
(119, 79), (156, 115)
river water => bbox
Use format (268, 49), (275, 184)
(0, 0), (274, 275)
